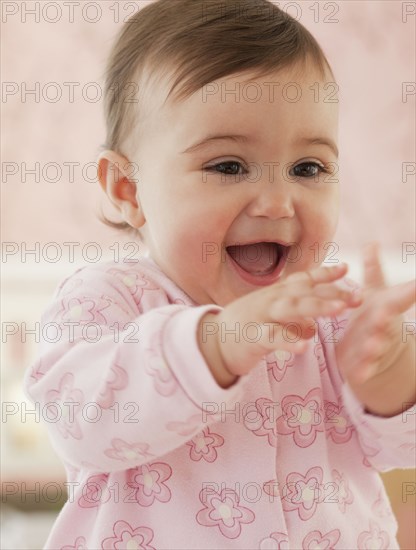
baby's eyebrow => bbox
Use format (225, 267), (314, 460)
(181, 133), (339, 158)
(297, 137), (339, 158)
(181, 134), (251, 155)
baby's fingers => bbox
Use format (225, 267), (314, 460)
(285, 263), (349, 288)
(297, 281), (362, 307)
(269, 295), (347, 320)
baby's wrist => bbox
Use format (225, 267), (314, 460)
(197, 312), (238, 389)
(350, 337), (416, 417)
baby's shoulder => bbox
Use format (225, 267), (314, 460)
(53, 256), (193, 310)
(57, 254), (160, 282)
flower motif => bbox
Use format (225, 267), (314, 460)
(126, 462), (172, 507)
(29, 358), (44, 382)
(143, 331), (179, 396)
(355, 430), (382, 468)
(357, 520), (390, 550)
(61, 536), (87, 550)
(107, 268), (159, 304)
(96, 364), (129, 409)
(281, 466), (324, 520)
(259, 532), (289, 549)
(104, 439), (154, 463)
(266, 350), (294, 382)
(45, 372), (84, 439)
(56, 296), (110, 324)
(371, 489), (394, 519)
(302, 529), (341, 549)
(186, 427), (224, 462)
(78, 474), (111, 509)
(323, 399), (354, 444)
(101, 520), (155, 550)
(144, 352), (178, 396)
(276, 388), (324, 448)
(331, 469), (353, 513)
(197, 487), (255, 539)
(243, 397), (278, 447)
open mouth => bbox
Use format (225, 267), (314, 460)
(225, 241), (289, 283)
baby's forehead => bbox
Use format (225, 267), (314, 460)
(129, 62), (337, 156)
(144, 62), (333, 114)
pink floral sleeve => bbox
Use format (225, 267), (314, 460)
(342, 381), (416, 471)
(23, 265), (247, 473)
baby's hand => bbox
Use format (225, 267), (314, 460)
(198, 262), (362, 387)
(335, 242), (416, 416)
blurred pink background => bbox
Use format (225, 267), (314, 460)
(2, 1), (415, 257)
(1, 1), (415, 548)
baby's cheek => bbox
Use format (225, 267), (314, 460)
(298, 214), (339, 269)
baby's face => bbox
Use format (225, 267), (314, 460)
(131, 63), (339, 306)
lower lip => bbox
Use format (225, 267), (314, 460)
(226, 249), (286, 286)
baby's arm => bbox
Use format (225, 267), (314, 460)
(197, 254), (416, 473)
(23, 266), (247, 473)
(198, 263), (361, 384)
(334, 242), (416, 417)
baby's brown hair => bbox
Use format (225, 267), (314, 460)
(98, 0), (334, 238)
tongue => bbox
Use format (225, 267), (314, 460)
(227, 242), (280, 275)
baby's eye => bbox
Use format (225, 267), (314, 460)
(290, 162), (328, 179)
(204, 161), (247, 177)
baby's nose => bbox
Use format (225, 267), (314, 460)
(246, 179), (295, 220)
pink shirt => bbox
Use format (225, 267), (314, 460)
(23, 254), (416, 550)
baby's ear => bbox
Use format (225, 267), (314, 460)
(96, 150), (145, 229)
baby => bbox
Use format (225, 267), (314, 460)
(23, 0), (416, 549)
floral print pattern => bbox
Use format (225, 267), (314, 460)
(104, 439), (154, 463)
(61, 536), (87, 550)
(324, 398), (354, 444)
(21, 258), (414, 550)
(101, 521), (155, 550)
(45, 372), (84, 439)
(78, 474), (111, 509)
(302, 529), (340, 549)
(281, 466), (324, 520)
(126, 462), (172, 507)
(259, 532), (289, 549)
(276, 387), (324, 447)
(96, 364), (129, 409)
(357, 521), (390, 549)
(56, 296), (110, 325)
(107, 269), (160, 305)
(187, 427), (224, 462)
(243, 397), (278, 447)
(266, 350), (295, 382)
(197, 487), (255, 539)
(332, 469), (354, 513)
